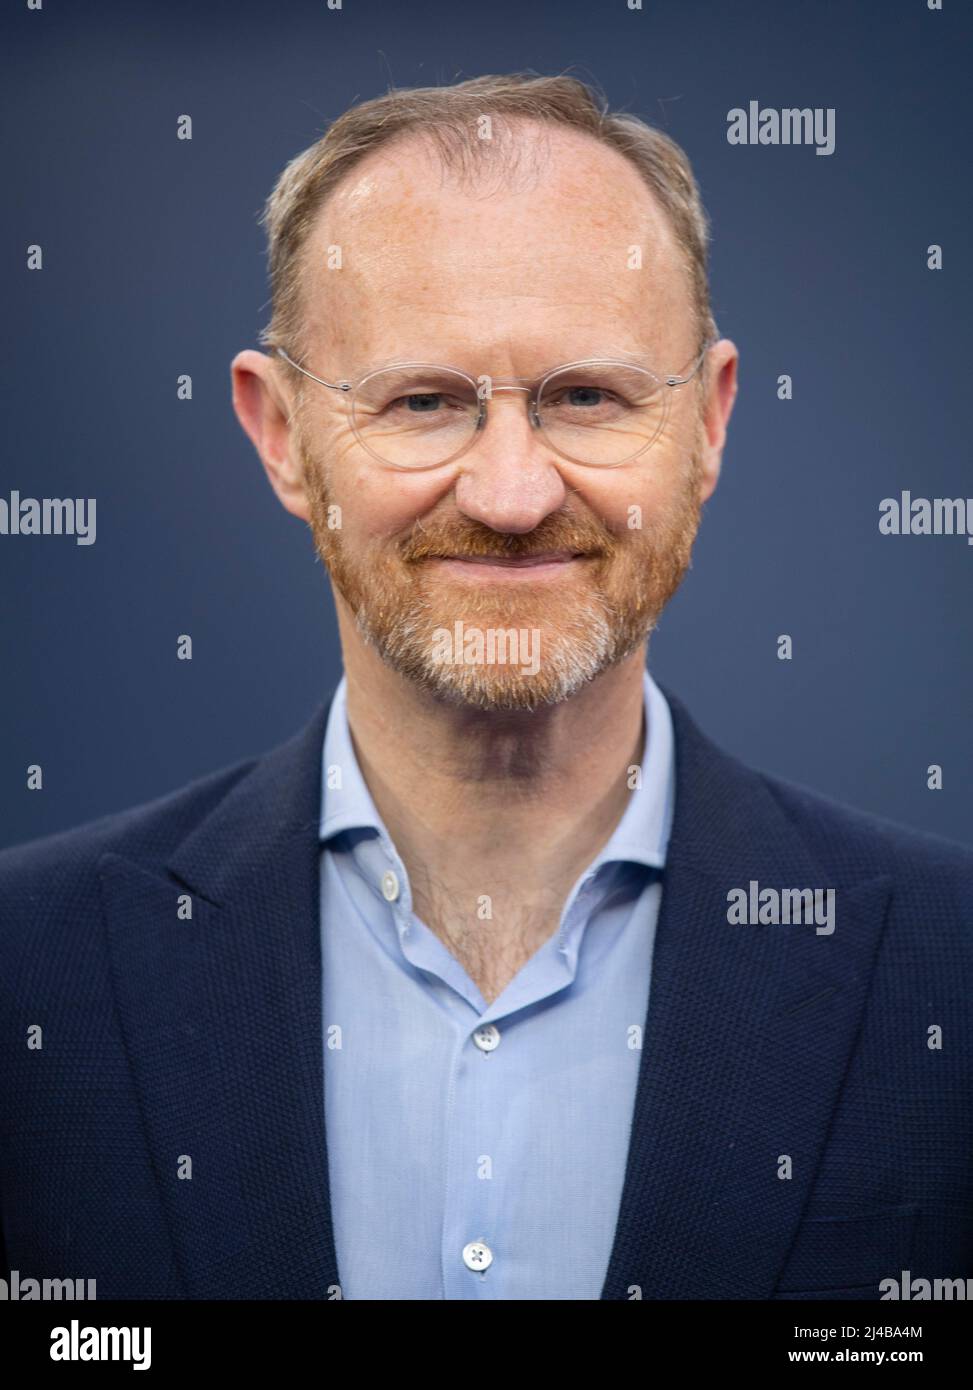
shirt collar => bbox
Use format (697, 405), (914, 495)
(319, 667), (675, 872)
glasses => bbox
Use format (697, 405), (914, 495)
(274, 340), (715, 470)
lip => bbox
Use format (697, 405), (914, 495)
(425, 551), (588, 581)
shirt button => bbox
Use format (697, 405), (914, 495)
(462, 1240), (493, 1272)
(473, 1024), (501, 1053)
(381, 870), (400, 902)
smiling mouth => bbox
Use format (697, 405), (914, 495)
(430, 550), (586, 567)
(420, 550), (592, 583)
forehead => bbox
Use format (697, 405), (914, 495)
(299, 123), (693, 373)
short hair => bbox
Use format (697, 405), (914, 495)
(258, 71), (718, 387)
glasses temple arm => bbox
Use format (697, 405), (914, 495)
(664, 337), (718, 387)
(274, 346), (349, 392)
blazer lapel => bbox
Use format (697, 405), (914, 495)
(601, 688), (892, 1299)
(99, 700), (338, 1299)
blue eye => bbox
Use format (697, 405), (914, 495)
(404, 393), (442, 413)
(565, 386), (607, 407)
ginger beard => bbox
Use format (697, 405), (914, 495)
(297, 422), (704, 711)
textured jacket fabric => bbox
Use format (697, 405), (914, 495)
(1, 685), (971, 1300)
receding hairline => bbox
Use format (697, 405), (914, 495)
(302, 118), (691, 317)
(321, 114), (647, 201)
(315, 117), (681, 236)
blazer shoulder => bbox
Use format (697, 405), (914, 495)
(0, 754), (258, 934)
(757, 764), (973, 883)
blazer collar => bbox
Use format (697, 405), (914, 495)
(99, 683), (890, 1299)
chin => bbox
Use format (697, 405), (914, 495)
(376, 617), (646, 713)
(413, 668), (595, 713)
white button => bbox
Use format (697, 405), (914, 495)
(381, 870), (400, 902)
(473, 1024), (500, 1053)
(462, 1240), (493, 1272)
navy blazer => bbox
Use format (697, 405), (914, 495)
(1, 686), (971, 1300)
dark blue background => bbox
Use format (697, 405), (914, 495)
(2, 0), (970, 849)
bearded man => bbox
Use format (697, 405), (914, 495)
(1, 74), (970, 1301)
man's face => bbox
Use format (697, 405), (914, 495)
(288, 125), (711, 710)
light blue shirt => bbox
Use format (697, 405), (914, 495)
(319, 668), (675, 1299)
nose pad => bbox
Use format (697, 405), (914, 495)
(472, 394), (541, 436)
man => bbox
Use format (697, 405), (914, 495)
(1, 74), (971, 1301)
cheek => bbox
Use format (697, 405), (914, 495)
(334, 463), (459, 545)
(586, 408), (702, 529)
(572, 468), (683, 533)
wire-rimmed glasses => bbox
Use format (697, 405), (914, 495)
(274, 339), (714, 470)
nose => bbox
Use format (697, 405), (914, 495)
(453, 388), (568, 534)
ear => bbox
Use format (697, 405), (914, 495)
(230, 349), (311, 522)
(696, 340), (739, 505)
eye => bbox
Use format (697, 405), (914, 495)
(559, 385), (617, 408)
(399, 392), (444, 413)
(383, 391), (471, 416)
(542, 382), (631, 419)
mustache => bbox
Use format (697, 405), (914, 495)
(399, 512), (618, 563)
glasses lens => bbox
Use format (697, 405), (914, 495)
(352, 366), (480, 468)
(537, 363), (667, 465)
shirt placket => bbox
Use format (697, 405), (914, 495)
(438, 870), (609, 1299)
